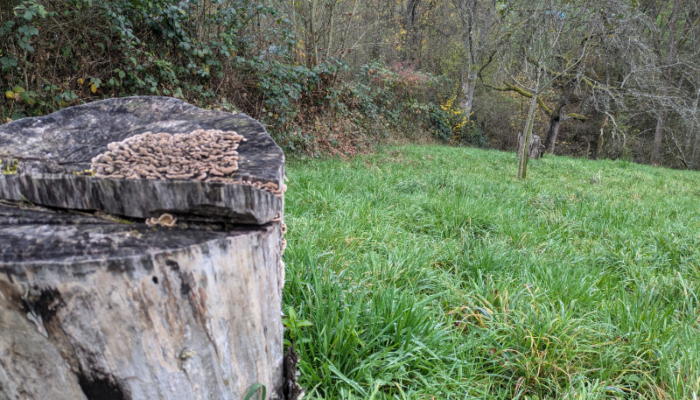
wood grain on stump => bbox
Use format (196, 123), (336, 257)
(0, 97), (288, 400)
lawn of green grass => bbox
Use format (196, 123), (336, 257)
(282, 145), (700, 400)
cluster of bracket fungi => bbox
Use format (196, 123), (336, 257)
(91, 129), (243, 181)
(90, 129), (287, 199)
(234, 179), (286, 198)
(90, 129), (287, 233)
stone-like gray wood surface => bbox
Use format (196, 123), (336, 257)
(0, 202), (286, 400)
(0, 97), (284, 224)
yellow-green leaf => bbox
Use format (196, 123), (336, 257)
(78, 78), (84, 85)
(20, 91), (35, 106)
(4, 91), (15, 100)
(91, 84), (97, 93)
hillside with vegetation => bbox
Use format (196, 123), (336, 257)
(2, 0), (700, 398)
(284, 145), (700, 399)
(1, 0), (699, 167)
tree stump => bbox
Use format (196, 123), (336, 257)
(517, 131), (545, 159)
(0, 97), (287, 400)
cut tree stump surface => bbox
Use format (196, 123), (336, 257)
(0, 201), (285, 400)
(0, 203), (257, 265)
(0, 96), (284, 224)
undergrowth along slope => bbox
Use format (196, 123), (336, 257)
(283, 146), (700, 399)
(1, 0), (484, 155)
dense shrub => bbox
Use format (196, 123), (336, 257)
(0, 0), (483, 154)
(0, 0), (286, 118)
(429, 94), (487, 146)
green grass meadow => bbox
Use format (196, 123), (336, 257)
(282, 146), (700, 400)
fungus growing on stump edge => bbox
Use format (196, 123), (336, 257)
(90, 129), (288, 198)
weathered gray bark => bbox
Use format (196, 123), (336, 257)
(0, 97), (288, 400)
(460, 71), (478, 117)
(596, 115), (609, 159)
(651, 111), (666, 165)
(0, 202), (285, 400)
(518, 132), (544, 160)
(518, 79), (540, 180)
(0, 97), (284, 224)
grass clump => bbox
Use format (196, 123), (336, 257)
(283, 145), (700, 399)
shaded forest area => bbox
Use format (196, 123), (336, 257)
(1, 0), (699, 168)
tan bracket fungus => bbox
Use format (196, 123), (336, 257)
(145, 213), (177, 228)
(90, 129), (288, 199)
(91, 129), (245, 181)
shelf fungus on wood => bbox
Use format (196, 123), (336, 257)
(145, 213), (178, 227)
(0, 96), (285, 224)
(90, 129), (245, 181)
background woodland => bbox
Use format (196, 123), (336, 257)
(1, 0), (699, 168)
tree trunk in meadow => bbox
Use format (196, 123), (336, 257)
(651, 111), (666, 165)
(595, 115), (609, 159)
(544, 116), (562, 155)
(518, 91), (539, 179)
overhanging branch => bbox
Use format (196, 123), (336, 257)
(484, 82), (588, 121)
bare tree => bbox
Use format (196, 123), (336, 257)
(453, 0), (501, 116)
(485, 0), (596, 177)
(617, 0), (700, 165)
(403, 0), (422, 61)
